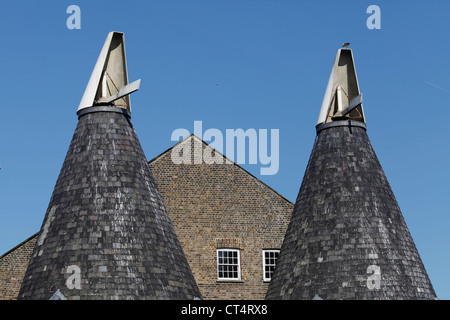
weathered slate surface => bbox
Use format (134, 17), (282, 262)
(266, 124), (437, 300)
(18, 107), (201, 300)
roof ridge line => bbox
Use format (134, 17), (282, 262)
(0, 232), (39, 259)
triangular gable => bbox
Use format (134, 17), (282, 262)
(149, 134), (293, 206)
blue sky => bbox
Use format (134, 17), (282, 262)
(1, 1), (449, 299)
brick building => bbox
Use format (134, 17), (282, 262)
(0, 134), (293, 300)
(149, 135), (293, 299)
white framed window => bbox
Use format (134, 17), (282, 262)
(263, 249), (280, 281)
(217, 249), (241, 281)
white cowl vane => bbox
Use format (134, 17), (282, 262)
(78, 32), (141, 112)
(317, 48), (365, 125)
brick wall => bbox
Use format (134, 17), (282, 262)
(0, 234), (38, 300)
(149, 135), (293, 299)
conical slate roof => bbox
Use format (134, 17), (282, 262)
(18, 32), (201, 300)
(266, 48), (436, 300)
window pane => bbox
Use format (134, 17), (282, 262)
(217, 249), (240, 280)
(263, 250), (280, 281)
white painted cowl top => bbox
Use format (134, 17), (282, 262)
(78, 31), (141, 112)
(317, 48), (365, 125)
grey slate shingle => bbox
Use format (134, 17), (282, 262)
(18, 107), (201, 300)
(266, 124), (437, 300)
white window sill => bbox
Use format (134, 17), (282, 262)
(216, 279), (244, 283)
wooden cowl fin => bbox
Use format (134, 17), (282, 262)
(266, 49), (436, 300)
(78, 32), (140, 112)
(18, 33), (201, 300)
(317, 49), (365, 125)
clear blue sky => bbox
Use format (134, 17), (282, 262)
(1, 1), (449, 299)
